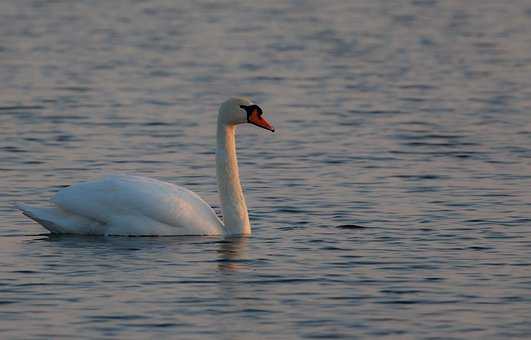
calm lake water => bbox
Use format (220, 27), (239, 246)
(1, 0), (531, 338)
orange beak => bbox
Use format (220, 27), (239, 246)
(248, 109), (275, 132)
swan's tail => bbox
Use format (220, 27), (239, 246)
(16, 203), (67, 233)
(17, 203), (104, 234)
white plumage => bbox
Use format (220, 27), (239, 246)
(19, 175), (223, 235)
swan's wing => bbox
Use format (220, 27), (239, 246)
(52, 175), (223, 234)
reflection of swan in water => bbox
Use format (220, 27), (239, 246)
(17, 97), (274, 236)
(38, 234), (206, 253)
(217, 237), (249, 271)
(215, 236), (253, 339)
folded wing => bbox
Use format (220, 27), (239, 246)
(52, 175), (223, 235)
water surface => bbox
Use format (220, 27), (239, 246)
(1, 0), (531, 338)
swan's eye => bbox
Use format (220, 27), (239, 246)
(254, 105), (263, 117)
(241, 105), (263, 122)
(241, 105), (251, 121)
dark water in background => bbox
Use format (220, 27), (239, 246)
(1, 0), (531, 338)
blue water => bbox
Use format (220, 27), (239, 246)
(1, 0), (531, 338)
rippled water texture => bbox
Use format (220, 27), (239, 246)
(1, 0), (531, 338)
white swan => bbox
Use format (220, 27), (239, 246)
(17, 97), (274, 236)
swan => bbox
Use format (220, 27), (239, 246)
(17, 97), (274, 236)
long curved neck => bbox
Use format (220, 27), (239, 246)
(216, 122), (251, 235)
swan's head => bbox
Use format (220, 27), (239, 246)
(219, 97), (274, 132)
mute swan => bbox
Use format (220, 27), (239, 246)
(17, 97), (274, 236)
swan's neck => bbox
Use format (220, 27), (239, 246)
(216, 123), (251, 235)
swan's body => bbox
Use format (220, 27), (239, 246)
(17, 97), (274, 236)
(19, 175), (223, 235)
